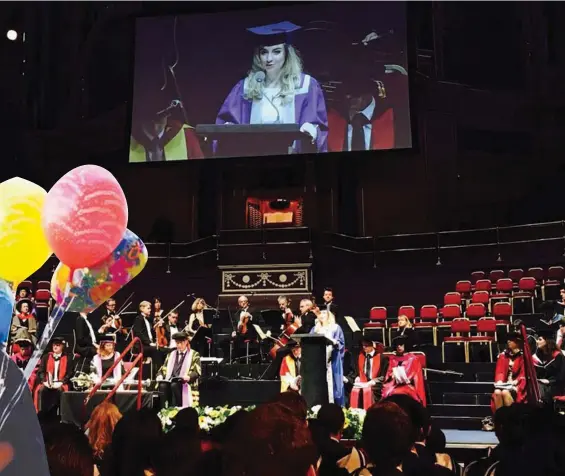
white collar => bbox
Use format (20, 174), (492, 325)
(351, 96), (376, 122)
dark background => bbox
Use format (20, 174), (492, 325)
(1, 1), (565, 315)
(131, 2), (410, 155)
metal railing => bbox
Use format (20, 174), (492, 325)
(141, 220), (565, 266)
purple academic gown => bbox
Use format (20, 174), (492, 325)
(216, 73), (328, 153)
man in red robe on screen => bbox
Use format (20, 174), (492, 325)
(34, 336), (72, 412)
(327, 70), (395, 153)
(350, 338), (386, 410)
(381, 335), (426, 406)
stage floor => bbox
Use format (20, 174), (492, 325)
(444, 429), (498, 449)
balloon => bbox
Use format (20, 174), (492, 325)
(0, 279), (15, 346)
(51, 229), (147, 313)
(0, 177), (52, 284)
(42, 165), (128, 269)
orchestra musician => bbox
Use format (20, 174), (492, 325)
(132, 301), (163, 377)
(491, 331), (527, 413)
(350, 338), (387, 410)
(75, 311), (99, 363)
(280, 340), (302, 392)
(231, 295), (257, 360)
(34, 337), (72, 412)
(11, 298), (37, 345)
(156, 332), (201, 408)
(381, 335), (426, 406)
(278, 295), (295, 329)
(98, 298), (126, 351)
(164, 310), (182, 350)
(294, 299), (317, 334)
(90, 334), (125, 389)
(187, 298), (208, 337)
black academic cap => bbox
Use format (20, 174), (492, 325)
(15, 298), (33, 313)
(172, 331), (189, 341)
(361, 337), (375, 347)
(536, 328), (558, 341)
(505, 331), (524, 343)
(287, 339), (300, 348)
(99, 334), (116, 344)
(392, 334), (408, 347)
(51, 336), (66, 346)
(247, 21), (301, 47)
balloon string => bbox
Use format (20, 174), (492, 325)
(22, 295), (75, 381)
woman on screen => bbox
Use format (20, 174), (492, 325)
(215, 21), (328, 153)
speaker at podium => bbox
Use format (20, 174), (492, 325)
(290, 333), (334, 408)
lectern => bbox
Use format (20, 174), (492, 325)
(195, 124), (313, 158)
(291, 334), (333, 408)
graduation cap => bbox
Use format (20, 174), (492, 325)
(172, 331), (190, 342)
(287, 339), (300, 348)
(504, 331), (524, 344)
(247, 21), (301, 47)
(15, 298), (33, 313)
(99, 334), (117, 344)
(536, 328), (558, 341)
(392, 334), (408, 347)
(361, 337), (375, 347)
(51, 336), (66, 346)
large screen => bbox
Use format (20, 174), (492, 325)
(130, 2), (411, 162)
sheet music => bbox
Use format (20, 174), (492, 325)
(344, 316), (361, 333)
(202, 357), (224, 364)
(253, 324), (268, 340)
(392, 366), (410, 385)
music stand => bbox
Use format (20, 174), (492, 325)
(191, 326), (213, 357)
(261, 309), (284, 334)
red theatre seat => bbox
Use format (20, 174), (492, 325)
(364, 306), (387, 344)
(442, 318), (471, 363)
(466, 302), (486, 319)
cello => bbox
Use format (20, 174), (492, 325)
(269, 310), (300, 360)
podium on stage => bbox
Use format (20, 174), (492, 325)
(195, 124), (313, 158)
(291, 334), (333, 408)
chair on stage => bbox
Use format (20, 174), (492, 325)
(363, 306), (387, 344)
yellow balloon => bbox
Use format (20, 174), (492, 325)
(0, 177), (52, 284)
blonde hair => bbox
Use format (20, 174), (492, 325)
(244, 44), (303, 105)
(86, 401), (122, 459)
(139, 300), (150, 310)
(192, 298), (206, 313)
(398, 315), (413, 329)
(317, 310), (336, 327)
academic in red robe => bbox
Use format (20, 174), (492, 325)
(34, 349), (72, 413)
(350, 350), (386, 410)
(490, 350), (527, 413)
(381, 353), (426, 406)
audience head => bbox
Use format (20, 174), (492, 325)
(271, 391), (308, 421)
(223, 403), (317, 476)
(362, 402), (412, 472)
(384, 394), (430, 443)
(425, 423), (447, 454)
(43, 422), (94, 476)
(85, 401), (122, 459)
(103, 408), (163, 475)
(316, 403), (345, 439)
(153, 426), (201, 476)
(172, 407), (199, 437)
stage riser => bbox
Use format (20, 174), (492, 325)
(429, 404), (490, 418)
(431, 416), (484, 431)
(443, 393), (492, 406)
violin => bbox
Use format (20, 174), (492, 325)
(238, 312), (251, 335)
(269, 319), (300, 360)
(154, 299), (186, 348)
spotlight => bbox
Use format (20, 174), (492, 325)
(6, 30), (17, 41)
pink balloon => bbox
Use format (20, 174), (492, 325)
(42, 165), (128, 268)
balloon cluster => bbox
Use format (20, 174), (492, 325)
(0, 165), (148, 379)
